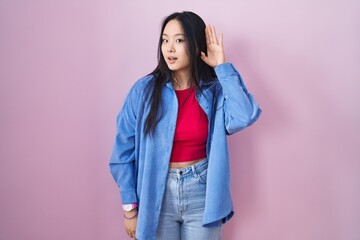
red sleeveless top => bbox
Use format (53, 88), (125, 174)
(170, 86), (208, 162)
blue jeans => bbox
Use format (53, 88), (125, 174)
(156, 159), (222, 240)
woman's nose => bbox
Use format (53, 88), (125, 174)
(167, 43), (175, 53)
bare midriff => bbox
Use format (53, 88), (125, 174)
(169, 158), (206, 169)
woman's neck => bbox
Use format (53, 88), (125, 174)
(173, 71), (191, 90)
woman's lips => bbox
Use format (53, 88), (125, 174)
(167, 57), (178, 64)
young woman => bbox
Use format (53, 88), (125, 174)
(110, 11), (262, 240)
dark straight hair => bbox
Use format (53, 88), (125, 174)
(144, 11), (217, 136)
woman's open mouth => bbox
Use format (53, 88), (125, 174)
(167, 57), (178, 64)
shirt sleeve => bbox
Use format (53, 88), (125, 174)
(109, 82), (140, 204)
(214, 62), (262, 135)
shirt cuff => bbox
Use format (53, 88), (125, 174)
(120, 189), (138, 204)
(214, 62), (237, 78)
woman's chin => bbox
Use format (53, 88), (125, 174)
(167, 65), (178, 71)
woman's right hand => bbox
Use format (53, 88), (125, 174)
(124, 209), (138, 239)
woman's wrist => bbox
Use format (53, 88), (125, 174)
(124, 208), (138, 219)
(215, 60), (227, 67)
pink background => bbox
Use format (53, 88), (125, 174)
(1, 1), (359, 240)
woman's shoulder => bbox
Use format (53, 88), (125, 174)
(200, 77), (221, 92)
(128, 74), (156, 95)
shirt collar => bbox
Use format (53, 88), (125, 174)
(165, 78), (216, 89)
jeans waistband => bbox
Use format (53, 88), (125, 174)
(168, 158), (208, 179)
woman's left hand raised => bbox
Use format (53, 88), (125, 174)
(201, 25), (226, 68)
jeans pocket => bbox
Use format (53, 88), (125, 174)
(198, 168), (208, 184)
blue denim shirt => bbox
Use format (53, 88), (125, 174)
(109, 63), (262, 240)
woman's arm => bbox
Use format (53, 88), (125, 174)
(201, 25), (261, 135)
(215, 62), (262, 135)
(109, 82), (140, 205)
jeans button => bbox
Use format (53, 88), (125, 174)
(179, 170), (183, 175)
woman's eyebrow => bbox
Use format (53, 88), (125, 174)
(162, 33), (185, 37)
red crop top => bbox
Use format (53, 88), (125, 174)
(169, 86), (208, 162)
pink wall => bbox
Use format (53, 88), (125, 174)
(1, 1), (359, 239)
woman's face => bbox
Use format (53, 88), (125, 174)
(161, 20), (190, 77)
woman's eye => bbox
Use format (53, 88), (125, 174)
(176, 39), (184, 43)
(162, 39), (168, 43)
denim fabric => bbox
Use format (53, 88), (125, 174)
(156, 159), (222, 240)
(109, 63), (262, 240)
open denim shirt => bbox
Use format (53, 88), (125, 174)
(109, 63), (262, 240)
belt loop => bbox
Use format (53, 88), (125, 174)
(191, 165), (198, 178)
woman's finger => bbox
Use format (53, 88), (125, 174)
(209, 25), (214, 44)
(208, 25), (214, 44)
(206, 25), (211, 44)
(207, 25), (213, 45)
(211, 26), (219, 45)
(205, 26), (210, 47)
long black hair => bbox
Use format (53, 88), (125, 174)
(144, 11), (217, 136)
